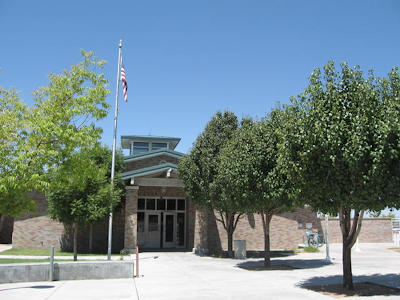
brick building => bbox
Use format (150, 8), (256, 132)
(10, 135), (393, 253)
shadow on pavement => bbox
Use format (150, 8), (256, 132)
(297, 273), (400, 289)
(236, 258), (333, 270)
(0, 285), (55, 292)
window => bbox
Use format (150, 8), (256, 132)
(152, 143), (168, 150)
(177, 199), (185, 211)
(138, 198), (145, 210)
(137, 198), (186, 211)
(167, 199), (176, 210)
(146, 199), (156, 210)
(133, 142), (149, 153)
(132, 141), (168, 154)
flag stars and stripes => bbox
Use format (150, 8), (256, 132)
(121, 61), (128, 102)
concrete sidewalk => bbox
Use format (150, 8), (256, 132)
(0, 243), (399, 299)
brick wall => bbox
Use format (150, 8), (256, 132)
(12, 190), (125, 253)
(195, 207), (394, 254)
(320, 217), (393, 243)
(124, 187), (138, 251)
(13, 190), (65, 250)
(204, 207), (319, 253)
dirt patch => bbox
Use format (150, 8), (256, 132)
(240, 264), (297, 271)
(303, 282), (400, 298)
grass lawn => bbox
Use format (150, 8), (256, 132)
(0, 248), (127, 257)
(0, 258), (77, 264)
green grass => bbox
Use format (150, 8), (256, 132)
(0, 258), (78, 264)
(303, 246), (320, 253)
(0, 248), (127, 256)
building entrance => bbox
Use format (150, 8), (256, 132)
(137, 198), (186, 249)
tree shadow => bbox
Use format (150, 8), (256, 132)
(297, 273), (400, 289)
(0, 285), (55, 292)
(236, 258), (332, 270)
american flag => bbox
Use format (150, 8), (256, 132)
(120, 59), (128, 102)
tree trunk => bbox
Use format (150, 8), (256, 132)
(227, 228), (233, 258)
(339, 205), (364, 290)
(73, 223), (78, 261)
(0, 214), (5, 234)
(343, 241), (353, 290)
(261, 212), (272, 268)
(216, 211), (242, 258)
(89, 224), (93, 254)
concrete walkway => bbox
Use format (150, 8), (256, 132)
(0, 243), (399, 299)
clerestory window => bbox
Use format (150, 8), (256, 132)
(132, 142), (168, 153)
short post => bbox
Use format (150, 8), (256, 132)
(135, 246), (139, 278)
(325, 215), (332, 262)
(49, 246), (55, 281)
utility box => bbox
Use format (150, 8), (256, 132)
(234, 240), (246, 259)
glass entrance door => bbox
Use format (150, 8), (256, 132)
(163, 212), (176, 248)
(145, 213), (161, 248)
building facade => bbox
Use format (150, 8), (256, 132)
(10, 135), (393, 253)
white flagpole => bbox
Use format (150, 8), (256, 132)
(107, 40), (123, 260)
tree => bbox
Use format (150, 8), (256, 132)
(47, 145), (124, 260)
(216, 112), (295, 267)
(284, 62), (400, 289)
(0, 51), (110, 226)
(178, 111), (242, 257)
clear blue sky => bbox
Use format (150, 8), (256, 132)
(2, 0), (400, 153)
(1, 1), (399, 216)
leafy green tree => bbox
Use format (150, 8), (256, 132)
(178, 111), (242, 257)
(284, 62), (400, 289)
(216, 112), (295, 267)
(47, 145), (124, 260)
(0, 51), (110, 227)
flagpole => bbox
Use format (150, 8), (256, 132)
(107, 40), (122, 261)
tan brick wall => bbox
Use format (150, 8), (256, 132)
(193, 207), (210, 254)
(320, 217), (393, 243)
(205, 207), (319, 253)
(13, 190), (65, 250)
(124, 187), (138, 250)
(12, 190), (125, 253)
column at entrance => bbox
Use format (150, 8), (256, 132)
(124, 186), (139, 254)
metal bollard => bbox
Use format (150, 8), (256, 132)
(136, 246), (139, 277)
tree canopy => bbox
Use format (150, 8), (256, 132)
(178, 111), (241, 256)
(216, 112), (295, 266)
(47, 145), (124, 258)
(285, 61), (400, 289)
(0, 51), (110, 218)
